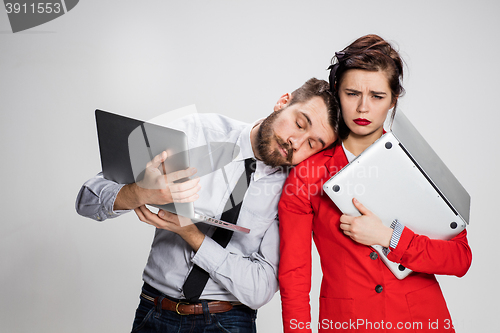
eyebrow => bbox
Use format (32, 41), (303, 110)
(345, 88), (387, 95)
(300, 111), (326, 148)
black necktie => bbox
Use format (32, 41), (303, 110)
(182, 158), (256, 302)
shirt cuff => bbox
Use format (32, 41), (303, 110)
(389, 219), (405, 250)
(191, 236), (228, 274)
(386, 226), (415, 264)
(100, 182), (128, 218)
(76, 183), (128, 221)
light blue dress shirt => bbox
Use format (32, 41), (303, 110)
(76, 113), (288, 309)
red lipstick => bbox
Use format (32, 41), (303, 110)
(353, 118), (371, 126)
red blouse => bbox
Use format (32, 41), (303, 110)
(278, 143), (472, 333)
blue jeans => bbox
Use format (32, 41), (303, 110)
(131, 284), (257, 333)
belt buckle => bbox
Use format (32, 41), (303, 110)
(175, 301), (190, 315)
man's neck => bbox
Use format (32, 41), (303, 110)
(250, 122), (262, 161)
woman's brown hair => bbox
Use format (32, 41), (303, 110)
(329, 34), (405, 139)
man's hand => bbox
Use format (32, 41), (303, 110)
(136, 151), (201, 205)
(114, 151), (201, 210)
(339, 198), (393, 247)
(134, 205), (205, 252)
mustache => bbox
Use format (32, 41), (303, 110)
(275, 134), (293, 162)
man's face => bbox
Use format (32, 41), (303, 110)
(257, 95), (337, 168)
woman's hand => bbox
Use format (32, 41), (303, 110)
(339, 198), (393, 247)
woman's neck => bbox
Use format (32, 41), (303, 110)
(342, 128), (384, 156)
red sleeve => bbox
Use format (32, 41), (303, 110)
(279, 172), (314, 333)
(387, 228), (472, 277)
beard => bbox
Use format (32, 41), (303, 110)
(256, 109), (294, 168)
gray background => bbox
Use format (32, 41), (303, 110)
(0, 1), (498, 332)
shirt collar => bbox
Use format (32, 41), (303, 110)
(234, 119), (257, 162)
(342, 141), (357, 163)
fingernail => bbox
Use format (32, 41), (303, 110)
(159, 211), (164, 217)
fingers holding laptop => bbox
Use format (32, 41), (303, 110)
(135, 204), (192, 228)
(137, 151), (169, 190)
(339, 198), (393, 247)
(165, 168), (201, 203)
(134, 205), (204, 252)
(137, 151), (200, 204)
(114, 151), (201, 210)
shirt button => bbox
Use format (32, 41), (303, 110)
(370, 252), (378, 260)
(375, 285), (383, 293)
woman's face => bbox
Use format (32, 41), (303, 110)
(338, 69), (396, 138)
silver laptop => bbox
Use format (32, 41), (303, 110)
(323, 111), (470, 279)
(95, 109), (250, 234)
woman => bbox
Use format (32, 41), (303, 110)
(278, 34), (472, 333)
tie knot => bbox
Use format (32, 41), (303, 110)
(245, 158), (256, 186)
(245, 158), (256, 172)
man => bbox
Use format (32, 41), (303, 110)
(75, 78), (338, 332)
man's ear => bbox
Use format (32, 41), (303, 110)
(274, 93), (292, 112)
